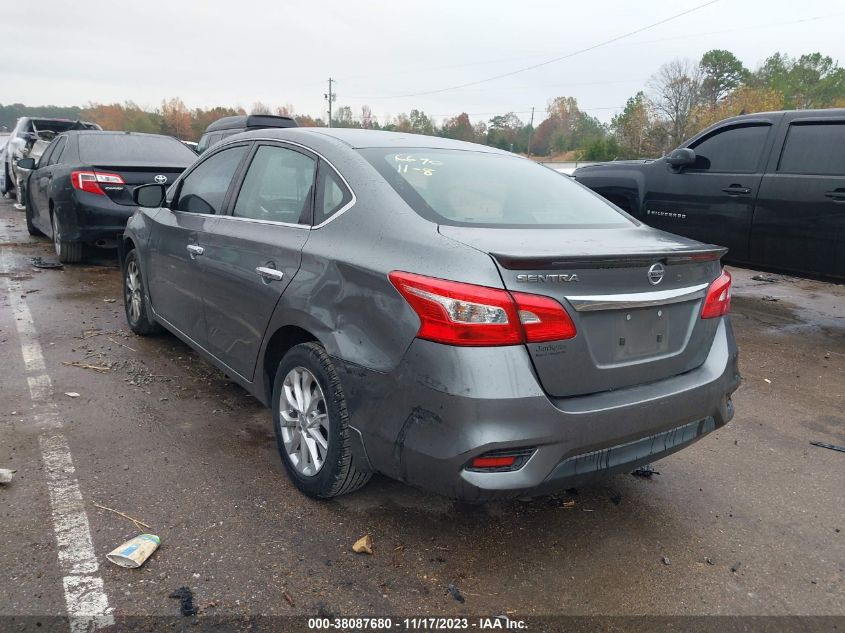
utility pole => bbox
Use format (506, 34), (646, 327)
(526, 106), (535, 158)
(324, 78), (336, 128)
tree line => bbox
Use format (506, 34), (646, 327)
(2, 50), (844, 160)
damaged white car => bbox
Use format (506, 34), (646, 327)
(1, 117), (101, 200)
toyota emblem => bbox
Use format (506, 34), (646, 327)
(154, 175), (167, 184)
(647, 263), (665, 285)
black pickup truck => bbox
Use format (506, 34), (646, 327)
(573, 108), (845, 279)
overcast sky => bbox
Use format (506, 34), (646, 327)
(3, 0), (844, 125)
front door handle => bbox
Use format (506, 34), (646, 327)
(722, 185), (751, 195)
(256, 266), (284, 282)
(186, 244), (204, 258)
(824, 189), (845, 202)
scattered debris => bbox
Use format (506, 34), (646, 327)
(107, 534), (160, 568)
(30, 256), (63, 270)
(283, 590), (296, 607)
(762, 295), (780, 302)
(62, 361), (110, 373)
(352, 534), (374, 555)
(561, 500), (576, 509)
(64, 392), (80, 398)
(93, 503), (152, 531)
(0, 468), (16, 484)
(705, 557), (715, 565)
(731, 561), (742, 573)
(196, 599), (220, 615)
(751, 274), (778, 283)
(447, 583), (465, 604)
(108, 336), (136, 352)
(763, 378), (772, 384)
(631, 464), (660, 478)
(661, 556), (671, 566)
(103, 298), (116, 303)
(169, 586), (197, 616)
(810, 441), (845, 454)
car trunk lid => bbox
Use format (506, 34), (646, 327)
(439, 225), (727, 398)
(90, 164), (186, 205)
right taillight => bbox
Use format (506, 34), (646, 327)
(388, 271), (576, 346)
(701, 270), (732, 319)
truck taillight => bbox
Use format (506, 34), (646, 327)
(388, 271), (576, 346)
(71, 171), (124, 196)
(701, 270), (732, 319)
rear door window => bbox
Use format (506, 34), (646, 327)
(176, 145), (248, 215)
(778, 122), (845, 175)
(46, 137), (67, 166)
(689, 124), (770, 172)
(232, 145), (316, 224)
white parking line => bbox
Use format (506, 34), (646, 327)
(0, 248), (113, 631)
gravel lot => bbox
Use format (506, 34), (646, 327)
(0, 195), (842, 630)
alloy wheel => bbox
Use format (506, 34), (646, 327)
(279, 366), (330, 476)
(125, 260), (143, 324)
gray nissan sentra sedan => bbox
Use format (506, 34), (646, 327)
(120, 128), (740, 501)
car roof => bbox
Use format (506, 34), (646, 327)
(233, 127), (513, 153)
(59, 130), (179, 140)
(204, 114), (297, 133)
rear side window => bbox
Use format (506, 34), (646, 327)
(78, 134), (197, 165)
(689, 124), (770, 172)
(314, 163), (352, 225)
(46, 137), (67, 166)
(360, 148), (629, 228)
(778, 122), (845, 175)
(176, 145), (248, 215)
(232, 145), (316, 224)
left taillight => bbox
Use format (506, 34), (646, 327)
(701, 270), (732, 319)
(71, 171), (125, 196)
(388, 271), (576, 347)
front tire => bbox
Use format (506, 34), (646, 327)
(123, 249), (161, 336)
(24, 189), (42, 236)
(272, 342), (371, 499)
(51, 213), (82, 263)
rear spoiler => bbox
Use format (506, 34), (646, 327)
(493, 247), (729, 270)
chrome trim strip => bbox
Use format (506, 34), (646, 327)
(565, 283), (709, 312)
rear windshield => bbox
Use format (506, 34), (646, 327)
(78, 134), (197, 165)
(359, 148), (630, 228)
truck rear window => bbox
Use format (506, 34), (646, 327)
(359, 148), (631, 228)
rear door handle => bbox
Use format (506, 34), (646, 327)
(186, 244), (204, 258)
(256, 266), (284, 281)
(722, 185), (751, 195)
(824, 190), (845, 202)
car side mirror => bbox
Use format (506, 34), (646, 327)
(666, 148), (695, 170)
(16, 157), (36, 170)
(133, 183), (167, 208)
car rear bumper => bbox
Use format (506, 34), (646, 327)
(62, 192), (135, 242)
(337, 318), (740, 501)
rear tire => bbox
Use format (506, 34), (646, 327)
(51, 213), (82, 264)
(123, 249), (161, 336)
(272, 342), (371, 499)
(1, 163), (10, 196)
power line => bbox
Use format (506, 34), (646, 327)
(364, 0), (720, 99)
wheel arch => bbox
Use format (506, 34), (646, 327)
(260, 325), (320, 405)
